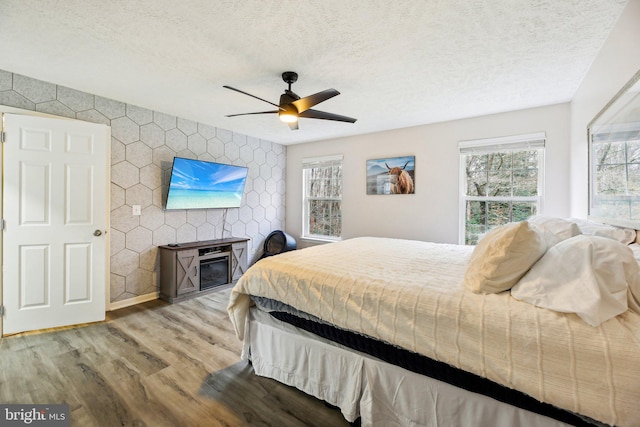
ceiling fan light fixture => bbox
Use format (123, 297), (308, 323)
(279, 112), (298, 123)
(279, 104), (298, 123)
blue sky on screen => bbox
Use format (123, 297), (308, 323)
(170, 158), (247, 191)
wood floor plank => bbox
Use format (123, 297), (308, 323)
(0, 288), (350, 426)
(52, 347), (133, 425)
(99, 357), (187, 427)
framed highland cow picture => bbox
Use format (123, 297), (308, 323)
(366, 155), (415, 195)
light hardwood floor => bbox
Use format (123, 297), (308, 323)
(0, 287), (350, 426)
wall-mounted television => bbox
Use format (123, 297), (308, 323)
(165, 157), (248, 210)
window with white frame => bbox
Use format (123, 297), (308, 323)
(302, 155), (343, 240)
(587, 69), (640, 228)
(459, 133), (546, 245)
(589, 124), (640, 226)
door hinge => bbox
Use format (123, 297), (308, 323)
(0, 219), (4, 230)
(1, 131), (5, 143)
(0, 306), (4, 316)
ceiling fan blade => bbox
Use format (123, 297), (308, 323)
(223, 86), (284, 110)
(288, 121), (299, 131)
(299, 109), (357, 123)
(291, 89), (340, 113)
(225, 110), (278, 117)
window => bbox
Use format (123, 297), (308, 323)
(588, 68), (640, 228)
(590, 133), (640, 224)
(302, 155), (343, 240)
(459, 133), (545, 245)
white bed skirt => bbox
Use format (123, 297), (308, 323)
(243, 308), (572, 427)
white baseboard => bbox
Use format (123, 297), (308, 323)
(108, 291), (159, 311)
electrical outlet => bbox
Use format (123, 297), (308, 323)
(132, 205), (141, 216)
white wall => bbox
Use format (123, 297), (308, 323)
(286, 103), (570, 245)
(570, 0), (640, 218)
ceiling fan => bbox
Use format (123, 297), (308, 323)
(223, 71), (357, 130)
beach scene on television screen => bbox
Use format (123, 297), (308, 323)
(166, 158), (247, 209)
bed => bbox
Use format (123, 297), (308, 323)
(227, 220), (640, 427)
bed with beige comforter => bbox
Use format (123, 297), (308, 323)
(228, 236), (640, 427)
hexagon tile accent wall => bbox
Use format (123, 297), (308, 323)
(0, 69), (286, 305)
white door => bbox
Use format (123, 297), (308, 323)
(2, 113), (109, 335)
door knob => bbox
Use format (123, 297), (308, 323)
(93, 230), (103, 236)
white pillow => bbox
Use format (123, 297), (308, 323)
(626, 243), (640, 314)
(511, 235), (640, 326)
(464, 221), (547, 294)
(528, 216), (581, 247)
(570, 218), (636, 245)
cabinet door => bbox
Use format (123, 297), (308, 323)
(176, 249), (199, 295)
(231, 241), (248, 282)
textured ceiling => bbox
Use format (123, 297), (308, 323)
(0, 0), (629, 145)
